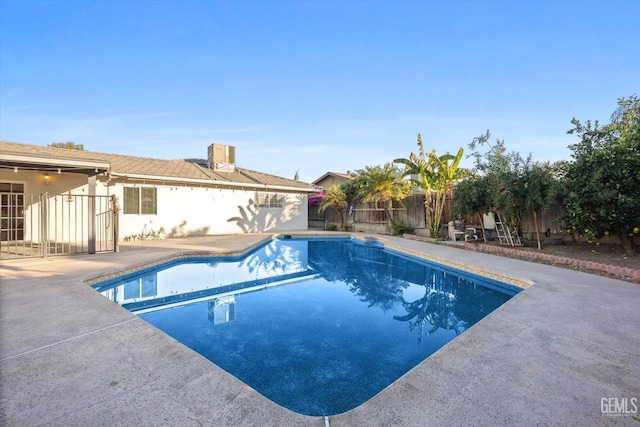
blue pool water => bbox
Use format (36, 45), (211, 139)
(93, 237), (520, 416)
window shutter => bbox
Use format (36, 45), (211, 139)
(141, 187), (157, 215)
(123, 187), (139, 214)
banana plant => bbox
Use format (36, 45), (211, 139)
(395, 134), (470, 238)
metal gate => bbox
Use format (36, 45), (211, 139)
(0, 192), (117, 259)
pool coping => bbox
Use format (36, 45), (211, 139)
(1, 232), (638, 426)
(84, 233), (532, 291)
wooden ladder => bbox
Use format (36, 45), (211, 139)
(495, 212), (522, 246)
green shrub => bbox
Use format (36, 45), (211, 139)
(392, 220), (414, 236)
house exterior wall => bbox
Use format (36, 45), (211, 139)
(0, 168), (90, 196)
(315, 175), (349, 190)
(109, 183), (309, 239)
(1, 169), (96, 244)
(1, 169), (309, 245)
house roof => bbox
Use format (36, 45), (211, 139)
(0, 141), (317, 192)
(312, 171), (353, 186)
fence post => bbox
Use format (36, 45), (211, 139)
(41, 193), (48, 258)
(111, 195), (119, 253)
(88, 176), (96, 254)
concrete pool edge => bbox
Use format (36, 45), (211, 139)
(83, 232), (527, 418)
(77, 232), (586, 422)
(285, 232), (533, 290)
(81, 232), (532, 419)
(85, 232), (532, 291)
(84, 235), (274, 286)
(2, 232), (638, 426)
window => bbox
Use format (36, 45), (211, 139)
(255, 192), (284, 208)
(123, 187), (156, 215)
(123, 187), (140, 214)
(1, 182), (25, 241)
(140, 187), (157, 215)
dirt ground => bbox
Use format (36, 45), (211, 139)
(482, 240), (640, 284)
(520, 241), (638, 268)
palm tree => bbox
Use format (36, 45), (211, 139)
(353, 164), (413, 225)
(395, 134), (469, 238)
(318, 184), (348, 229)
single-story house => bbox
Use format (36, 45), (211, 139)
(0, 141), (318, 257)
(312, 171), (352, 190)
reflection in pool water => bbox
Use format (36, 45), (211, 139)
(94, 237), (520, 416)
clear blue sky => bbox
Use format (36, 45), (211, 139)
(1, 0), (638, 183)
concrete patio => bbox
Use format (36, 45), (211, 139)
(1, 232), (638, 426)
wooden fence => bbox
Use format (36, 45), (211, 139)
(309, 193), (568, 239)
(308, 194), (431, 233)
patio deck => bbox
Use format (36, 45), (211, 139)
(1, 232), (638, 426)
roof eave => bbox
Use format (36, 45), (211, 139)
(1, 152), (110, 172)
(109, 172), (316, 192)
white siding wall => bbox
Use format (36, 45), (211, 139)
(112, 184), (309, 238)
(1, 169), (99, 243)
(0, 168), (91, 196)
(1, 169), (310, 243)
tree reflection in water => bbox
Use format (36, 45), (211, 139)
(309, 239), (493, 343)
(308, 240), (408, 312)
(239, 239), (307, 278)
(394, 271), (466, 344)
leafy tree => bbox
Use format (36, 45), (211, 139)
(49, 141), (85, 150)
(347, 164), (413, 225)
(467, 131), (523, 231)
(452, 174), (491, 241)
(519, 162), (564, 249)
(339, 176), (361, 206)
(463, 131), (561, 248)
(395, 134), (469, 238)
(564, 95), (640, 254)
(317, 184), (348, 229)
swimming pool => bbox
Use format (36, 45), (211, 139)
(93, 237), (521, 416)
